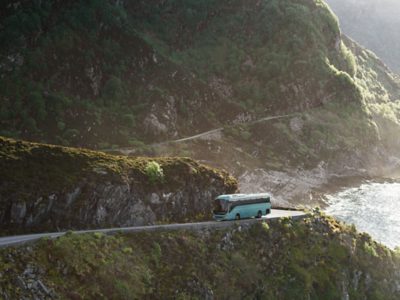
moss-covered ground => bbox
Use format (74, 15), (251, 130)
(0, 136), (238, 235)
(0, 136), (237, 202)
(0, 212), (399, 299)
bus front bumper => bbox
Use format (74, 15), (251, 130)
(213, 214), (227, 221)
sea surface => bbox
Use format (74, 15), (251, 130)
(325, 182), (400, 249)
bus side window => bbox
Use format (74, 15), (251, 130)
(267, 197), (270, 203)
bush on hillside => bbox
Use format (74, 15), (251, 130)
(145, 161), (164, 184)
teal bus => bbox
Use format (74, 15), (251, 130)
(213, 193), (272, 221)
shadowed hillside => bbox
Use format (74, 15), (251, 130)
(0, 136), (237, 234)
(1, 0), (400, 203)
(1, 212), (399, 299)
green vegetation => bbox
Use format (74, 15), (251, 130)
(1, 0), (400, 174)
(1, 212), (399, 299)
(145, 161), (165, 184)
(132, 0), (361, 110)
(0, 0), (136, 146)
(0, 0), (221, 147)
(1, 0), (390, 153)
(0, 136), (236, 198)
(326, 0), (400, 74)
(0, 136), (238, 234)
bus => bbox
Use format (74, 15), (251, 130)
(213, 193), (272, 221)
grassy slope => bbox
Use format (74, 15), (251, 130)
(124, 0), (400, 176)
(0, 136), (236, 198)
(149, 33), (400, 176)
(3, 0), (399, 155)
(1, 212), (399, 299)
(2, 0), (399, 179)
(0, 136), (238, 235)
(132, 0), (357, 104)
(0, 1), (230, 147)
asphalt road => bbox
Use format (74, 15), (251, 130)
(113, 114), (295, 155)
(0, 209), (306, 248)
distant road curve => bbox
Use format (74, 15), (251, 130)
(170, 114), (295, 144)
(0, 210), (306, 248)
(112, 113), (296, 155)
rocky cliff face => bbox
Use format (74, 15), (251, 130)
(2, 0), (400, 207)
(0, 0), (380, 147)
(144, 32), (400, 205)
(0, 137), (237, 234)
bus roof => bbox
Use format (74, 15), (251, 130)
(216, 193), (271, 202)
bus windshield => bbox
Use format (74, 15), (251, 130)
(213, 199), (229, 214)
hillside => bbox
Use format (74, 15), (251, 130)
(1, 2), (400, 296)
(0, 136), (237, 234)
(0, 0), (395, 144)
(1, 0), (400, 201)
(325, 0), (400, 74)
(1, 212), (399, 299)
(0, 0), (400, 203)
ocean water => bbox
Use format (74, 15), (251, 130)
(325, 182), (400, 249)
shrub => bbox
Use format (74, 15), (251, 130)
(363, 241), (378, 258)
(122, 113), (135, 127)
(57, 121), (66, 131)
(145, 161), (164, 184)
(102, 76), (124, 104)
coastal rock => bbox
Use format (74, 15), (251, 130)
(0, 137), (237, 233)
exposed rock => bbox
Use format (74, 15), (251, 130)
(0, 137), (237, 233)
(290, 117), (304, 133)
(2, 176), (233, 231)
(150, 193), (161, 204)
(144, 113), (169, 136)
(85, 65), (102, 96)
(152, 53), (158, 63)
(10, 202), (27, 223)
(185, 279), (214, 300)
(241, 56), (255, 71)
(9, 263), (56, 299)
(1, 214), (399, 299)
(144, 96), (179, 139)
(239, 165), (328, 206)
(209, 77), (233, 99)
(232, 112), (254, 125)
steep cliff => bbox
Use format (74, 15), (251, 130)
(1, 212), (399, 299)
(326, 0), (400, 74)
(1, 0), (398, 149)
(151, 35), (400, 205)
(2, 0), (400, 205)
(0, 136), (237, 234)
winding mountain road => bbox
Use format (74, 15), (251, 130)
(170, 114), (295, 144)
(114, 113), (296, 155)
(0, 209), (306, 248)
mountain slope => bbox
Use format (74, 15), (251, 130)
(0, 136), (237, 234)
(0, 0), (373, 146)
(1, 212), (399, 299)
(325, 0), (400, 74)
(1, 0), (400, 204)
(0, 1), (238, 147)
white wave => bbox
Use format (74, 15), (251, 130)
(325, 182), (400, 249)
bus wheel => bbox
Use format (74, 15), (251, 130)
(257, 211), (262, 218)
(266, 209), (271, 215)
(235, 214), (240, 220)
